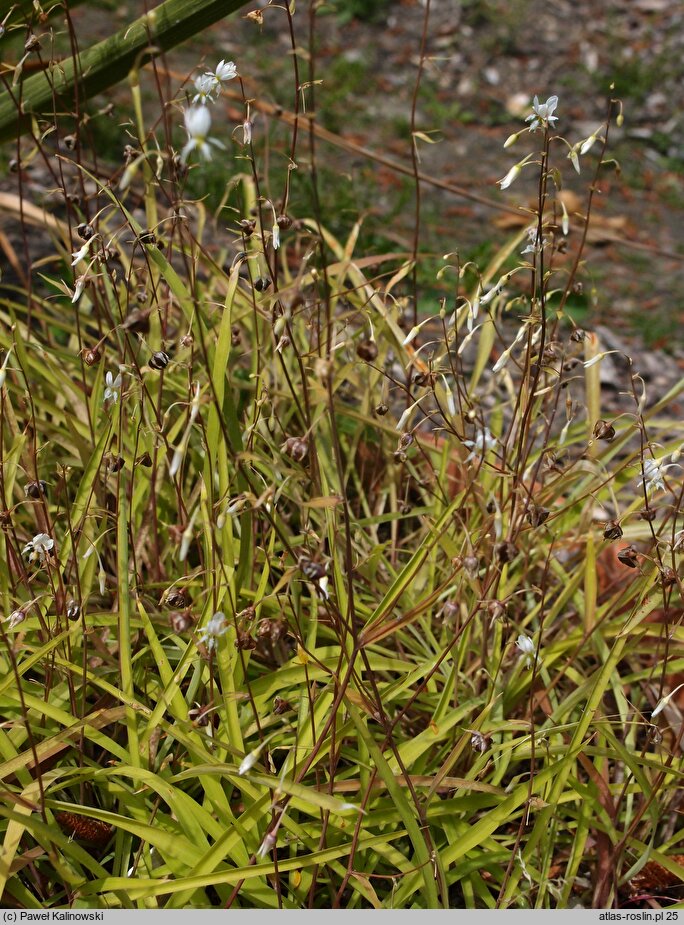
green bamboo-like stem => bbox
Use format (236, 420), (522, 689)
(0, 0), (248, 142)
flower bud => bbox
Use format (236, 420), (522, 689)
(7, 609), (26, 629)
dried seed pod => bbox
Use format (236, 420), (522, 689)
(239, 219), (256, 236)
(235, 631), (257, 651)
(299, 557), (326, 581)
(462, 555), (479, 579)
(526, 505), (550, 527)
(603, 520), (623, 540)
(398, 433), (414, 451)
(24, 33), (41, 52)
(470, 731), (490, 753)
(495, 541), (517, 564)
(273, 696), (291, 714)
(82, 346), (101, 367)
(356, 339), (378, 362)
(276, 214), (292, 230)
(374, 403), (388, 416)
(257, 618), (272, 638)
(617, 545), (640, 569)
(231, 325), (242, 347)
(24, 480), (47, 499)
(149, 351), (170, 370)
(254, 276), (271, 292)
(180, 333), (194, 348)
(169, 610), (193, 633)
(165, 587), (190, 609)
(77, 222), (94, 240)
(108, 456), (125, 473)
(487, 600), (506, 621)
(0, 509), (12, 526)
(139, 229), (157, 245)
(593, 419), (616, 442)
(639, 508), (657, 522)
(660, 566), (677, 587)
(66, 600), (81, 621)
(282, 436), (308, 463)
(570, 327), (586, 342)
(136, 452), (152, 467)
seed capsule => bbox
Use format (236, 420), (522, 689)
(374, 403), (389, 416)
(165, 587), (190, 609)
(149, 351), (170, 370)
(254, 276), (271, 292)
(660, 566), (677, 587)
(526, 505), (550, 527)
(169, 610), (193, 633)
(593, 419), (616, 442)
(25, 480), (47, 499)
(76, 223), (94, 240)
(570, 328), (586, 342)
(356, 339), (378, 362)
(299, 557), (326, 580)
(282, 436), (308, 463)
(603, 520), (623, 540)
(82, 347), (101, 367)
(136, 452), (152, 467)
(617, 545), (639, 569)
(276, 214), (292, 230)
(66, 600), (81, 621)
(239, 219), (256, 236)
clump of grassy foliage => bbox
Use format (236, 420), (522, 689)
(1, 2), (684, 912)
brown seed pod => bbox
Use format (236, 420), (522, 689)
(235, 631), (257, 651)
(149, 351), (170, 370)
(77, 222), (95, 240)
(108, 455), (125, 473)
(495, 541), (517, 565)
(299, 557), (326, 581)
(165, 587), (190, 609)
(231, 325), (242, 347)
(169, 610), (193, 633)
(66, 600), (81, 621)
(282, 436), (308, 463)
(82, 346), (102, 367)
(254, 276), (271, 292)
(570, 327), (586, 342)
(188, 704), (212, 727)
(593, 419), (616, 442)
(603, 520), (623, 540)
(617, 545), (640, 569)
(462, 555), (479, 579)
(374, 403), (389, 416)
(276, 214), (292, 230)
(526, 505), (550, 528)
(660, 566), (677, 587)
(273, 696), (291, 714)
(24, 480), (47, 499)
(239, 219), (256, 236)
(470, 731), (490, 753)
(356, 339), (378, 362)
(136, 452), (152, 468)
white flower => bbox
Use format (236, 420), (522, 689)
(498, 163), (521, 190)
(181, 106), (224, 164)
(272, 222), (280, 251)
(23, 533), (54, 564)
(198, 611), (228, 652)
(71, 238), (95, 266)
(637, 458), (681, 494)
(0, 347), (12, 390)
(209, 59), (237, 84)
(192, 73), (219, 105)
(516, 633), (536, 669)
(651, 683), (684, 719)
(238, 749), (259, 776)
(580, 130), (600, 155)
(463, 426), (497, 463)
(242, 120), (252, 145)
(257, 831), (276, 858)
(568, 145), (581, 174)
(520, 225), (548, 256)
(525, 94), (559, 132)
(71, 275), (87, 303)
(103, 370), (122, 404)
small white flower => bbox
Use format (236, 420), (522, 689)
(6, 609), (27, 629)
(463, 426), (497, 463)
(23, 533), (54, 564)
(257, 831), (276, 859)
(209, 59), (237, 84)
(0, 347), (13, 390)
(272, 222), (280, 251)
(568, 145), (581, 174)
(516, 633), (536, 669)
(242, 120), (253, 145)
(520, 225), (548, 256)
(525, 94), (559, 132)
(580, 130), (600, 155)
(71, 238), (95, 266)
(498, 163), (521, 190)
(651, 683), (684, 719)
(103, 370), (122, 404)
(637, 458), (681, 495)
(71, 275), (87, 303)
(198, 611), (228, 652)
(181, 106), (224, 164)
(192, 73), (219, 105)
(238, 749), (259, 776)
